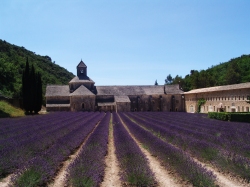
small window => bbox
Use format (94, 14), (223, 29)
(82, 103), (85, 109)
(189, 105), (194, 113)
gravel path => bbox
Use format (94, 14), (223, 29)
(100, 117), (121, 187)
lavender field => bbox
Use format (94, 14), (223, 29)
(0, 112), (250, 187)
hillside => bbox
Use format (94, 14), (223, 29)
(0, 39), (74, 102)
(0, 100), (25, 118)
(167, 54), (250, 91)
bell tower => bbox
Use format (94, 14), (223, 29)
(77, 59), (87, 77)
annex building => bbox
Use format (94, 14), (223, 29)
(45, 60), (250, 113)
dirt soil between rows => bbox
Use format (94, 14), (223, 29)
(118, 114), (188, 187)
(100, 120), (121, 187)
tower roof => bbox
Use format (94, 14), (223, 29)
(77, 59), (87, 68)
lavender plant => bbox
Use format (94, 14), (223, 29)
(67, 112), (110, 187)
(9, 112), (105, 186)
(113, 113), (156, 186)
(119, 112), (217, 187)
(1, 112), (101, 178)
(126, 112), (250, 182)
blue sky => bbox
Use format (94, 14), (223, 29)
(1, 0), (250, 85)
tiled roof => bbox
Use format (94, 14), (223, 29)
(77, 60), (87, 67)
(184, 82), (250, 94)
(97, 102), (115, 106)
(164, 85), (184, 94)
(69, 76), (95, 84)
(45, 84), (183, 97)
(114, 95), (131, 103)
(46, 104), (70, 107)
(69, 85), (95, 96)
(96, 85), (183, 96)
(45, 85), (69, 97)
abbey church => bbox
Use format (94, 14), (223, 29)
(45, 60), (250, 113)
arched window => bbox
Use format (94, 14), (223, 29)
(189, 105), (194, 113)
(82, 103), (85, 109)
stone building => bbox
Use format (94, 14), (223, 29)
(45, 60), (185, 112)
(45, 60), (250, 113)
(185, 83), (250, 113)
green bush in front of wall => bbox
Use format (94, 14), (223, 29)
(230, 113), (250, 123)
(208, 112), (229, 121)
(208, 112), (250, 123)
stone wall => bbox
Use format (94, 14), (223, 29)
(128, 94), (185, 112)
(116, 102), (131, 112)
(46, 96), (70, 104)
(70, 95), (96, 111)
(46, 106), (70, 112)
(185, 88), (250, 113)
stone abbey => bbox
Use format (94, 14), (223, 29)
(45, 60), (250, 113)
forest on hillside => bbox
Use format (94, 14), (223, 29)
(165, 55), (250, 91)
(0, 39), (74, 101)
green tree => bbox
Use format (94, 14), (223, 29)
(225, 61), (241, 85)
(22, 58), (30, 112)
(22, 58), (43, 114)
(165, 74), (173, 85)
(34, 73), (42, 113)
(190, 70), (199, 89)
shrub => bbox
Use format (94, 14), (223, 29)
(208, 112), (250, 123)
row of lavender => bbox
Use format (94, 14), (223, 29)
(0, 112), (105, 186)
(67, 112), (110, 187)
(112, 113), (156, 186)
(136, 112), (250, 155)
(118, 112), (217, 187)
(1, 112), (84, 177)
(144, 113), (250, 148)
(125, 112), (250, 182)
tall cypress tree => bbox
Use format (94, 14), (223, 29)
(29, 65), (35, 113)
(34, 72), (42, 113)
(22, 58), (30, 112)
(22, 58), (43, 114)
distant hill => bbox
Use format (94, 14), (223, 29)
(166, 54), (250, 91)
(0, 39), (74, 102)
